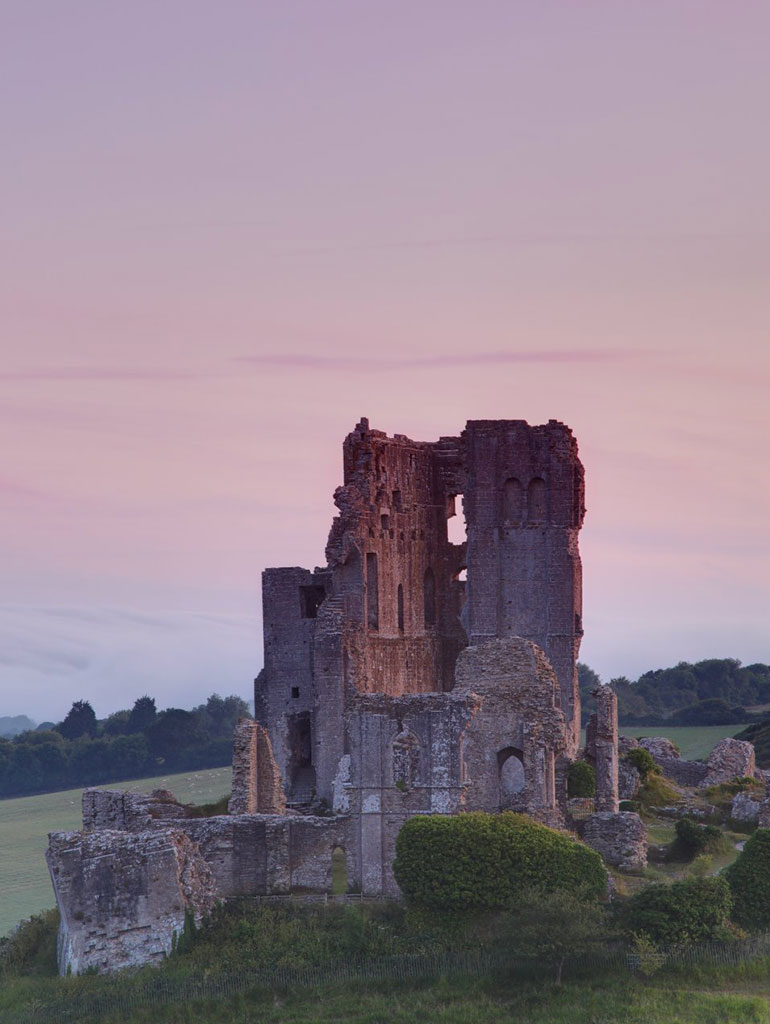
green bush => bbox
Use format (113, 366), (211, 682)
(673, 818), (722, 860)
(725, 828), (770, 929)
(0, 909), (59, 977)
(626, 748), (660, 780)
(567, 760), (596, 798)
(393, 812), (607, 911)
(621, 877), (732, 944)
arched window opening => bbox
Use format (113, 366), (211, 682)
(366, 552), (379, 630)
(423, 567), (436, 627)
(393, 730), (420, 790)
(331, 846), (347, 895)
(397, 583), (404, 632)
(498, 747), (526, 810)
(447, 493), (467, 546)
(527, 477), (547, 523)
(503, 478), (523, 525)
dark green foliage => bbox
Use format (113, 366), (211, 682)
(625, 747), (659, 779)
(0, 693), (248, 798)
(736, 720), (770, 769)
(672, 818), (722, 860)
(671, 699), (749, 726)
(393, 812), (607, 911)
(614, 659), (770, 725)
(621, 877), (733, 944)
(57, 700), (97, 740)
(503, 888), (612, 985)
(577, 663), (601, 724)
(619, 799), (640, 812)
(128, 696), (157, 734)
(725, 828), (770, 929)
(0, 909), (59, 976)
(567, 760), (596, 798)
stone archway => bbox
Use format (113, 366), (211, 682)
(498, 746), (526, 810)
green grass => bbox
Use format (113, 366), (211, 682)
(0, 766), (230, 937)
(4, 961), (770, 1023)
(624, 725), (752, 761)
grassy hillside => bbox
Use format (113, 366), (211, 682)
(4, 902), (770, 1024)
(0, 766), (229, 937)
(626, 724), (752, 760)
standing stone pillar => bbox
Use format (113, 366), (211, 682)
(589, 686), (619, 812)
(229, 719), (286, 815)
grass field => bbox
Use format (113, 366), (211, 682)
(0, 766), (230, 937)
(624, 724), (752, 760)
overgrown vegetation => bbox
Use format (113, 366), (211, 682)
(393, 812), (607, 910)
(0, 694), (249, 798)
(566, 760), (595, 798)
(620, 876), (733, 944)
(671, 818), (724, 861)
(725, 828), (770, 930)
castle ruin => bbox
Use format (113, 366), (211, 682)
(46, 418), (633, 974)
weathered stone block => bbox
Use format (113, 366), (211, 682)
(583, 811), (647, 871)
(701, 738), (756, 788)
(47, 829), (216, 974)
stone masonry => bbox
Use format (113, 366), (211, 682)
(47, 418), (629, 973)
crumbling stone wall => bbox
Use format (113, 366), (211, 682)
(583, 811), (647, 872)
(257, 418), (585, 804)
(229, 718), (286, 815)
(47, 828), (216, 974)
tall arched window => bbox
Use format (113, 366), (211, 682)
(423, 567), (436, 627)
(527, 477), (546, 523)
(503, 477), (523, 524)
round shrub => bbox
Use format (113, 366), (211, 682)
(392, 812), (607, 911)
(621, 876), (732, 944)
(567, 760), (596, 798)
(673, 818), (722, 860)
(725, 828), (770, 929)
(625, 748), (659, 780)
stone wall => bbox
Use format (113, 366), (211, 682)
(583, 811), (647, 872)
(47, 829), (216, 974)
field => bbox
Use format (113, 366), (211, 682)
(625, 724), (752, 760)
(0, 766), (230, 937)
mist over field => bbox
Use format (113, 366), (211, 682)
(0, 605), (256, 721)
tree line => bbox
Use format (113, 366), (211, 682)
(579, 658), (770, 726)
(0, 693), (249, 798)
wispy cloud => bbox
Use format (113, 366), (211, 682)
(0, 368), (197, 383)
(236, 350), (630, 372)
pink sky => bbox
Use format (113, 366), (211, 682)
(2, 2), (769, 719)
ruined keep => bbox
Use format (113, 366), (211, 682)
(47, 418), (628, 974)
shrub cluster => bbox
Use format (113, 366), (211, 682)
(673, 818), (723, 860)
(393, 812), (607, 911)
(625, 747), (660, 780)
(621, 877), (733, 944)
(567, 760), (596, 798)
(724, 828), (770, 929)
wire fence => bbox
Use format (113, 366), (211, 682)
(9, 932), (770, 1024)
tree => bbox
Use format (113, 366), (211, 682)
(128, 696), (157, 734)
(504, 888), (610, 985)
(57, 700), (97, 740)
